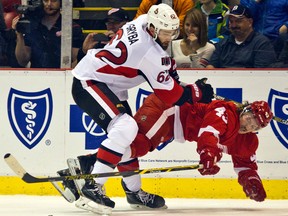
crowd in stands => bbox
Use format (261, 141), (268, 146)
(0, 0), (287, 68)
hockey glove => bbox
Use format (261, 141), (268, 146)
(238, 170), (266, 202)
(169, 58), (180, 84)
(198, 148), (222, 175)
(195, 78), (214, 104)
(186, 83), (202, 104)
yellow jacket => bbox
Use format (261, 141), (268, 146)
(134, 0), (195, 36)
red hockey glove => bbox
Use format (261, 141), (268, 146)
(195, 78), (214, 104)
(198, 148), (222, 175)
(238, 170), (266, 202)
(186, 83), (202, 104)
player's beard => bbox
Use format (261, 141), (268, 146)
(155, 38), (168, 50)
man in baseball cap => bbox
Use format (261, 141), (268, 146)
(228, 4), (252, 19)
(104, 8), (130, 23)
(104, 8), (130, 35)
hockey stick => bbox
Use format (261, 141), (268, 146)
(214, 94), (288, 126)
(4, 153), (203, 184)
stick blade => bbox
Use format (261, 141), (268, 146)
(4, 153), (50, 183)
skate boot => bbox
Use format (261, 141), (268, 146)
(77, 153), (97, 174)
(81, 179), (115, 209)
(121, 179), (167, 209)
(56, 168), (80, 201)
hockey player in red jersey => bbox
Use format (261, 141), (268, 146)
(66, 2), (214, 213)
(128, 93), (273, 202)
(63, 91), (272, 212)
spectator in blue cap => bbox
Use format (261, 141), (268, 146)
(206, 4), (277, 68)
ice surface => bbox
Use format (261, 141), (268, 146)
(0, 195), (287, 216)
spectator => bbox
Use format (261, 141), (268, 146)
(77, 8), (130, 62)
(277, 34), (288, 66)
(195, 0), (230, 44)
(171, 8), (215, 68)
(270, 33), (288, 68)
(0, 0), (22, 67)
(134, 0), (194, 38)
(0, 0), (6, 31)
(206, 4), (277, 68)
(12, 0), (83, 68)
(240, 0), (288, 57)
(0, 0), (7, 65)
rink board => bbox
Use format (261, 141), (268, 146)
(0, 68), (287, 199)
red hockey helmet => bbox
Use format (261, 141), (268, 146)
(250, 101), (273, 128)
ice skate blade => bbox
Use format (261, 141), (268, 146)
(67, 158), (85, 192)
(75, 196), (113, 215)
(129, 203), (168, 210)
(51, 181), (76, 203)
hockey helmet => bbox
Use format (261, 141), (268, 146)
(250, 101), (273, 128)
(147, 3), (179, 38)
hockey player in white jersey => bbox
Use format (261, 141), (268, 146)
(65, 3), (214, 214)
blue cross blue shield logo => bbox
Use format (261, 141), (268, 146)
(7, 88), (53, 149)
(268, 89), (288, 149)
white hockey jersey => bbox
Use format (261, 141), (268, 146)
(72, 15), (184, 105)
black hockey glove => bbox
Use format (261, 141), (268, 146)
(195, 78), (214, 104)
(169, 58), (180, 84)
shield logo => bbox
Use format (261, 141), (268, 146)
(7, 88), (53, 149)
(268, 89), (288, 149)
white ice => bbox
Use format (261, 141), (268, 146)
(0, 195), (287, 216)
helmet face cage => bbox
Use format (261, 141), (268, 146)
(250, 101), (273, 128)
(147, 3), (180, 40)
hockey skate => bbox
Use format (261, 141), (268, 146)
(67, 158), (114, 215)
(77, 153), (97, 174)
(121, 179), (167, 209)
(51, 168), (80, 203)
(53, 153), (97, 203)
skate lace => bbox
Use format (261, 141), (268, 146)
(88, 182), (108, 198)
(136, 189), (155, 205)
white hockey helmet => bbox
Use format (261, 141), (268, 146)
(147, 3), (180, 38)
